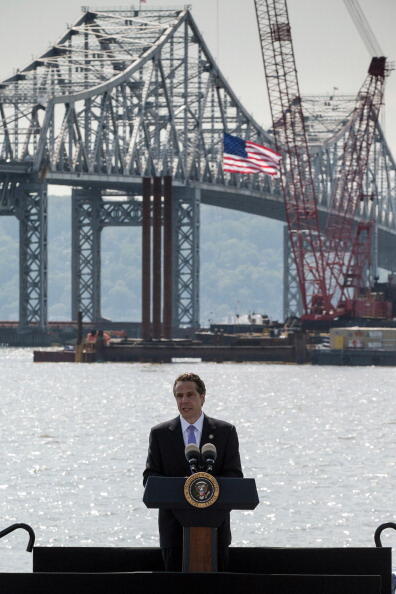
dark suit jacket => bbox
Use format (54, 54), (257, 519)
(143, 414), (243, 548)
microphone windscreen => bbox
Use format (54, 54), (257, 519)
(185, 443), (200, 461)
(201, 442), (217, 460)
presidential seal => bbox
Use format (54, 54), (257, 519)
(184, 472), (220, 508)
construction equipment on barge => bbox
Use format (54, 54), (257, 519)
(253, 0), (391, 324)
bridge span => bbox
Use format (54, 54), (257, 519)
(0, 6), (395, 331)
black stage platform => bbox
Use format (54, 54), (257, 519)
(0, 571), (383, 594)
(17, 545), (390, 594)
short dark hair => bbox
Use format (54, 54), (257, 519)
(173, 372), (206, 396)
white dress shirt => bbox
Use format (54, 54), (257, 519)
(180, 412), (204, 447)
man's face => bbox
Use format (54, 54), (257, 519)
(174, 380), (205, 423)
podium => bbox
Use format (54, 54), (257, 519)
(143, 475), (258, 572)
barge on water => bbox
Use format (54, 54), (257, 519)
(33, 331), (308, 364)
(311, 326), (396, 366)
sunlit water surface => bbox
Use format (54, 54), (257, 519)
(0, 348), (395, 572)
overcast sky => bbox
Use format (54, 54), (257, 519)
(0, 0), (395, 155)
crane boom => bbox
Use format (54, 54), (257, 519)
(343, 0), (383, 57)
(254, 0), (389, 321)
(324, 57), (387, 309)
(253, 0), (329, 314)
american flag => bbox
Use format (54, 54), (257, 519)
(223, 133), (281, 176)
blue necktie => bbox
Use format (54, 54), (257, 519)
(187, 424), (196, 444)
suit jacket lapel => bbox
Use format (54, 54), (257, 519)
(167, 416), (187, 469)
(201, 415), (216, 447)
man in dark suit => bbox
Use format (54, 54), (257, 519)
(143, 371), (243, 571)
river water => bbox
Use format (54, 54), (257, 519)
(0, 348), (395, 572)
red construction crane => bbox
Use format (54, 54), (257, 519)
(324, 56), (387, 316)
(253, 0), (389, 320)
(253, 0), (330, 316)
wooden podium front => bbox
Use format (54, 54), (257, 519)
(143, 476), (259, 572)
(183, 526), (217, 571)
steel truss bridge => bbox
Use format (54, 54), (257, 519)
(0, 6), (395, 330)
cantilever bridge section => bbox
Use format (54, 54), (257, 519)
(0, 6), (395, 331)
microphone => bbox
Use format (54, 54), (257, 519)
(185, 444), (201, 475)
(201, 443), (217, 473)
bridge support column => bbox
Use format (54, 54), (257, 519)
(16, 182), (48, 329)
(163, 175), (173, 338)
(173, 186), (200, 330)
(141, 178), (152, 339)
(371, 223), (378, 283)
(141, 176), (176, 338)
(283, 225), (302, 320)
(71, 188), (102, 323)
(152, 177), (162, 339)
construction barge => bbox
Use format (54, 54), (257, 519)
(32, 325), (396, 366)
(33, 331), (307, 364)
(311, 326), (396, 366)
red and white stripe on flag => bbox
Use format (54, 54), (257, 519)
(223, 133), (281, 177)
